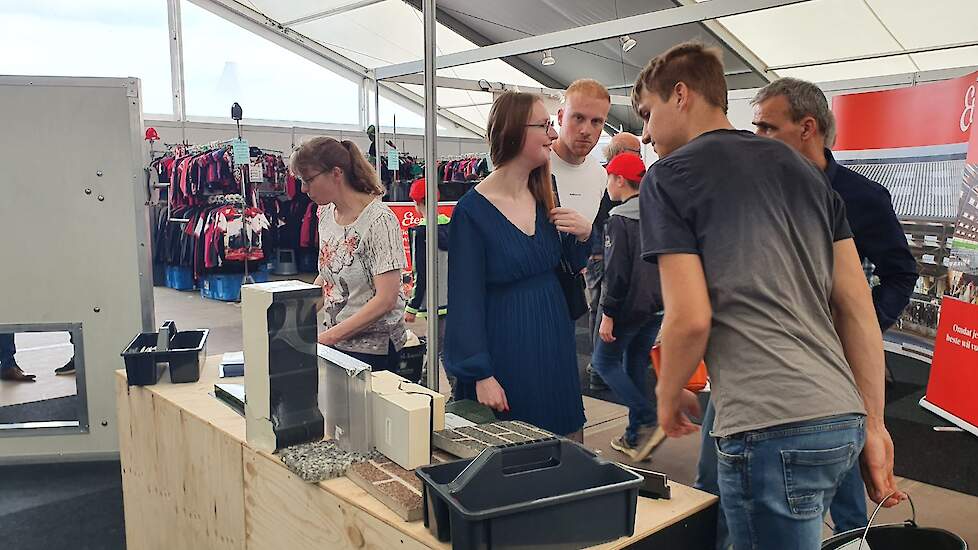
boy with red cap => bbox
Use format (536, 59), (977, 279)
(594, 153), (665, 461)
(405, 178), (453, 392)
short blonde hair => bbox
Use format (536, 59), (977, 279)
(565, 78), (610, 103)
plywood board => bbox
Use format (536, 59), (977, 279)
(115, 372), (245, 550)
(242, 447), (435, 550)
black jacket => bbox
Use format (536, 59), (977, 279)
(825, 149), (918, 330)
(407, 215), (451, 315)
(600, 196), (663, 326)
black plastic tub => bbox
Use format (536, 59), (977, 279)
(416, 437), (643, 550)
(158, 329), (208, 383)
(121, 332), (166, 386)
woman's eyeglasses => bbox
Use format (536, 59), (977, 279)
(525, 120), (556, 132)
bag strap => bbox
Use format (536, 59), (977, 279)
(551, 174), (561, 208)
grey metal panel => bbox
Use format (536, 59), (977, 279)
(847, 159), (965, 221)
(0, 75), (152, 461)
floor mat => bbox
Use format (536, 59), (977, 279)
(0, 395), (79, 424)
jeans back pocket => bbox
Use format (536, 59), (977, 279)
(781, 443), (856, 518)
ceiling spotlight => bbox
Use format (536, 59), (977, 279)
(541, 49), (556, 66)
(620, 35), (637, 52)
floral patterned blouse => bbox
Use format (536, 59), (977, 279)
(318, 199), (407, 355)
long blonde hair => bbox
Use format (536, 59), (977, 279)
(289, 137), (384, 195)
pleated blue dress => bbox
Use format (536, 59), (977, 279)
(444, 190), (590, 435)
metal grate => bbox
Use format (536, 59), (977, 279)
(847, 159), (964, 221)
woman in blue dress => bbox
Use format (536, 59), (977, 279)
(445, 92), (593, 438)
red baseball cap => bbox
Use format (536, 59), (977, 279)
(606, 153), (646, 183)
(409, 178), (438, 202)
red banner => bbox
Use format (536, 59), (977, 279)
(922, 297), (978, 434)
(833, 70), (978, 151)
(387, 202), (456, 272)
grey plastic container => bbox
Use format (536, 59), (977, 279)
(415, 437), (643, 550)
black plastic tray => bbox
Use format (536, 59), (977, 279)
(416, 437), (643, 550)
(121, 332), (166, 386)
(159, 329), (208, 383)
(120, 324), (208, 386)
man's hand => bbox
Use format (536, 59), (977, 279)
(404, 312), (417, 323)
(657, 388), (701, 438)
(476, 376), (509, 412)
(550, 207), (592, 242)
(861, 418), (905, 507)
(599, 314), (616, 343)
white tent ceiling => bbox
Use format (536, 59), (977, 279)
(228, 0), (978, 132)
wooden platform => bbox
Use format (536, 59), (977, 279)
(115, 355), (717, 549)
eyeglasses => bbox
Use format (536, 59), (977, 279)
(301, 170), (326, 184)
(525, 120), (556, 132)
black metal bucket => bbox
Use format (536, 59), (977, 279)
(822, 494), (967, 550)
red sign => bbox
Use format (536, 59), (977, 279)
(922, 297), (978, 434)
(833, 70), (978, 151)
(387, 202), (455, 272)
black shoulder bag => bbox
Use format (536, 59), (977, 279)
(552, 176), (589, 320)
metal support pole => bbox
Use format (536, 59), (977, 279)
(374, 77), (382, 179)
(166, 0), (187, 121)
(423, 0), (440, 391)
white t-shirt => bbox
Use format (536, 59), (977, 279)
(550, 149), (606, 224)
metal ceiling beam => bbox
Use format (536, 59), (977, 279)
(672, 0), (777, 83)
(377, 0), (813, 79)
(400, 0), (632, 132)
(281, 0), (385, 27)
(768, 39), (978, 71)
(385, 74), (633, 106)
(185, 0), (485, 136)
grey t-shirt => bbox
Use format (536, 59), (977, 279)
(318, 199), (408, 355)
(640, 129), (865, 437)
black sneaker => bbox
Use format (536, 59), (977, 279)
(610, 434), (640, 460)
(55, 359), (76, 375)
(587, 364), (609, 391)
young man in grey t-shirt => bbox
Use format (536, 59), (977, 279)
(633, 42), (904, 549)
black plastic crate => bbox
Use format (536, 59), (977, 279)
(416, 437), (643, 550)
(159, 329), (208, 383)
(121, 332), (166, 386)
(120, 323), (208, 386)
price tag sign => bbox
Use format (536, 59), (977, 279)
(249, 157), (263, 181)
(231, 138), (250, 165)
(387, 148), (399, 170)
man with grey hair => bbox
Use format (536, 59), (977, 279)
(694, 77), (918, 542)
(604, 131), (643, 161)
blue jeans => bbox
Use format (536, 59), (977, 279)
(717, 414), (865, 550)
(590, 315), (661, 446)
(0, 333), (15, 371)
(695, 399), (729, 549)
(697, 399), (868, 545)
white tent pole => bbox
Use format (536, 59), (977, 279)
(374, 78), (382, 178)
(423, 0), (441, 392)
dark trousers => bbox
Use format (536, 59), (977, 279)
(344, 339), (402, 373)
(0, 333), (15, 370)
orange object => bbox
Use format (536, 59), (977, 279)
(650, 345), (708, 392)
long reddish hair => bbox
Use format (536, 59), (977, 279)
(486, 92), (555, 211)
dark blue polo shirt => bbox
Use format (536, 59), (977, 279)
(825, 149), (919, 330)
